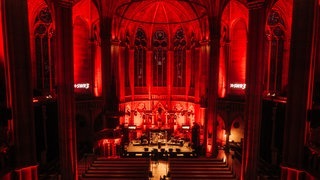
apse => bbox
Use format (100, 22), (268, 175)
(114, 0), (208, 149)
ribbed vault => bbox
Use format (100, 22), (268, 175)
(116, 0), (207, 24)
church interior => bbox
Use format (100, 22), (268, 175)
(0, 0), (320, 179)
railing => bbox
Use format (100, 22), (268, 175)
(78, 153), (96, 177)
(216, 97), (245, 113)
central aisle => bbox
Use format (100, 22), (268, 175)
(150, 160), (168, 180)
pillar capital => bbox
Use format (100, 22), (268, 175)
(247, 0), (265, 10)
(199, 40), (209, 46)
(55, 0), (74, 8)
(112, 39), (120, 46)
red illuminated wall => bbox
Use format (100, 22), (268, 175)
(23, 0), (251, 141)
(229, 20), (247, 95)
(0, 7), (4, 65)
(73, 0), (101, 96)
(73, 16), (93, 94)
(221, 1), (248, 97)
(0, 4), (5, 103)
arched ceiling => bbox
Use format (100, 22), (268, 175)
(115, 0), (207, 24)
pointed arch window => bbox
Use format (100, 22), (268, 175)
(134, 28), (147, 87)
(153, 30), (167, 87)
(266, 10), (285, 94)
(34, 7), (55, 93)
(173, 28), (186, 87)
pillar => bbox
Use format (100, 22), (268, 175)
(241, 1), (267, 179)
(281, 0), (318, 178)
(100, 14), (114, 110)
(206, 15), (221, 157)
(54, 1), (78, 179)
(1, 0), (38, 178)
(271, 104), (277, 165)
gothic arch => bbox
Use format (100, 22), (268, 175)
(230, 115), (244, 143)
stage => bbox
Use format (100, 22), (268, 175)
(123, 141), (196, 158)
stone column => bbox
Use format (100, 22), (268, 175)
(1, 0), (38, 178)
(241, 1), (266, 179)
(270, 104), (277, 165)
(111, 40), (120, 98)
(100, 16), (114, 110)
(54, 1), (78, 179)
(199, 40), (209, 155)
(206, 15), (221, 157)
(281, 0), (318, 178)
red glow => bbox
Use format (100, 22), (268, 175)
(116, 1), (206, 24)
(222, 1), (248, 96)
(121, 101), (198, 133)
(230, 117), (244, 142)
(97, 138), (122, 157)
(0, 12), (4, 63)
(280, 166), (315, 180)
(206, 113), (213, 156)
(216, 116), (226, 146)
(1, 172), (11, 180)
(219, 45), (226, 98)
(73, 16), (92, 94)
(73, 0), (101, 96)
(14, 165), (38, 180)
(94, 45), (102, 97)
(230, 20), (247, 95)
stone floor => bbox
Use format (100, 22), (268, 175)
(150, 160), (169, 180)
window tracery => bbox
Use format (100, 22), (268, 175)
(153, 30), (167, 87)
(134, 28), (147, 87)
(173, 28), (186, 87)
(266, 10), (285, 95)
(34, 7), (55, 93)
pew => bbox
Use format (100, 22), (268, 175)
(168, 158), (237, 180)
(81, 158), (151, 180)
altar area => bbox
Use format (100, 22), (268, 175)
(124, 141), (195, 158)
(123, 129), (196, 158)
